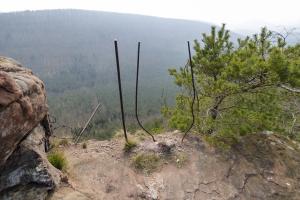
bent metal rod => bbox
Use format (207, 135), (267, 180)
(181, 41), (196, 142)
(135, 42), (156, 142)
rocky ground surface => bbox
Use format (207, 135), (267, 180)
(0, 57), (62, 200)
(50, 132), (300, 200)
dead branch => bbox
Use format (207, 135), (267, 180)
(74, 102), (102, 144)
(280, 84), (300, 93)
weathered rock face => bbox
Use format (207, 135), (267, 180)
(0, 57), (61, 199)
(0, 125), (61, 200)
(0, 57), (48, 166)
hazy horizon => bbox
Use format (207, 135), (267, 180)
(1, 0), (300, 32)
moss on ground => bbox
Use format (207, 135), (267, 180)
(132, 153), (161, 174)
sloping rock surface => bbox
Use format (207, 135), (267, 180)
(0, 57), (61, 200)
(51, 132), (300, 200)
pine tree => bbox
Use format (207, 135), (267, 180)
(163, 25), (300, 148)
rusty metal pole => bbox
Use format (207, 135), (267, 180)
(114, 40), (128, 143)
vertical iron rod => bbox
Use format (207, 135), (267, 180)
(114, 40), (128, 143)
(182, 41), (196, 142)
(135, 42), (156, 142)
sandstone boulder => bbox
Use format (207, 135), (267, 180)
(0, 56), (61, 199)
(0, 56), (48, 166)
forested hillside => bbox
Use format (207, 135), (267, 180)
(0, 10), (236, 138)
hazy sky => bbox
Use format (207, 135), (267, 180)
(1, 0), (300, 31)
